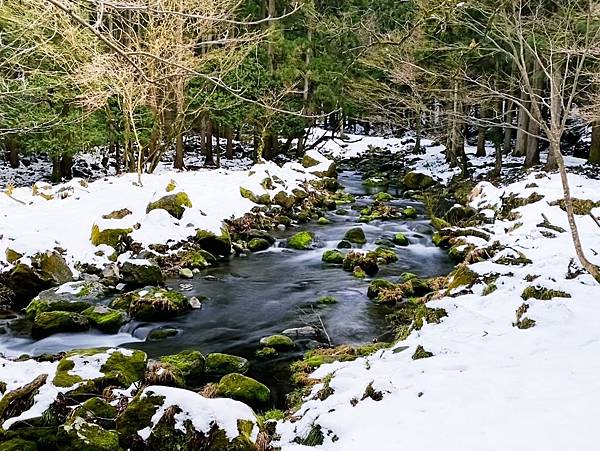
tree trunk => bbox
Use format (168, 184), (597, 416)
(514, 89), (530, 156)
(174, 132), (184, 170)
(51, 157), (61, 183)
(589, 121), (600, 164)
(204, 116), (213, 166)
(5, 136), (19, 168)
(503, 100), (514, 154)
(225, 126), (234, 159)
(60, 155), (73, 180)
(524, 59), (543, 168)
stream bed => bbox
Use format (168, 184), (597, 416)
(0, 170), (454, 405)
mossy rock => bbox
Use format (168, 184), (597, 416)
(402, 206), (417, 218)
(216, 373), (270, 407)
(353, 267), (367, 278)
(53, 348), (147, 390)
(317, 295), (337, 305)
(120, 260), (164, 287)
(72, 397), (118, 422)
(373, 192), (393, 202)
(343, 227), (367, 245)
(431, 216), (451, 231)
(521, 286), (571, 301)
(256, 347), (277, 359)
(25, 281), (110, 319)
(321, 250), (344, 264)
(259, 334), (295, 351)
(336, 240), (352, 249)
(302, 154), (320, 168)
(205, 353), (250, 377)
(196, 227), (232, 256)
(115, 393), (164, 448)
(7, 251), (74, 303)
(550, 198), (600, 215)
(287, 231), (315, 250)
(102, 208), (132, 220)
(31, 311), (90, 339)
(248, 238), (270, 252)
(178, 249), (214, 269)
(57, 418), (120, 451)
(273, 191), (296, 209)
(446, 265), (478, 290)
(444, 205), (478, 226)
(392, 232), (409, 246)
(432, 232), (451, 248)
(90, 224), (132, 248)
(112, 287), (190, 321)
(367, 279), (396, 299)
(147, 327), (179, 341)
(400, 272), (418, 282)
(402, 171), (436, 190)
(146, 192), (192, 219)
(296, 210), (311, 223)
(5, 248), (23, 264)
(240, 187), (271, 205)
(160, 350), (205, 386)
(317, 217), (331, 225)
(373, 247), (397, 264)
(412, 345), (433, 360)
(342, 251), (379, 276)
(82, 305), (126, 334)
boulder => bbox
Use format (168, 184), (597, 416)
(321, 250), (344, 264)
(120, 260), (164, 287)
(110, 287), (190, 321)
(287, 231), (315, 250)
(90, 224), (132, 248)
(205, 353), (250, 377)
(367, 279), (396, 299)
(31, 311), (90, 339)
(259, 334), (295, 351)
(273, 191), (296, 209)
(240, 187), (271, 205)
(248, 238), (271, 252)
(159, 350), (206, 386)
(402, 206), (417, 218)
(342, 251), (379, 276)
(178, 249), (215, 269)
(146, 192), (192, 219)
(179, 268), (194, 279)
(195, 227), (232, 257)
(373, 192), (393, 202)
(147, 327), (179, 341)
(402, 171), (436, 190)
(216, 373), (270, 407)
(392, 232), (409, 246)
(25, 281), (110, 319)
(7, 251), (73, 303)
(5, 248), (23, 264)
(82, 305), (127, 334)
(57, 418), (120, 451)
(343, 227), (367, 245)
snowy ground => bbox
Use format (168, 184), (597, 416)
(276, 135), (600, 450)
(0, 148), (332, 271)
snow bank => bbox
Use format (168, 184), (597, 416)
(277, 160), (600, 449)
(0, 155), (331, 271)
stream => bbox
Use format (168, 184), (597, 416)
(0, 170), (454, 405)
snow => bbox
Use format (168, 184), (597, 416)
(137, 385), (258, 442)
(276, 135), (600, 450)
(67, 348), (133, 381)
(0, 154), (330, 271)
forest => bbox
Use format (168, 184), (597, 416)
(1, 1), (599, 450)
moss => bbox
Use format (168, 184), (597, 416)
(362, 177), (389, 187)
(412, 345), (433, 360)
(247, 238), (270, 252)
(260, 409), (285, 422)
(317, 295), (337, 305)
(432, 231), (451, 248)
(513, 303), (536, 329)
(287, 231), (315, 250)
(255, 347), (277, 359)
(446, 264), (478, 290)
(216, 373), (270, 406)
(392, 232), (409, 246)
(343, 251), (379, 276)
(259, 334), (295, 351)
(73, 397), (118, 420)
(147, 327), (179, 341)
(146, 192), (192, 219)
(178, 250), (210, 269)
(521, 286), (571, 301)
(367, 279), (396, 299)
(0, 439), (38, 451)
(321, 249), (344, 264)
(205, 353), (249, 376)
(120, 261), (164, 286)
(403, 171), (436, 190)
(402, 206), (417, 218)
(317, 217), (331, 225)
(343, 227), (367, 244)
(116, 287), (190, 321)
(5, 248), (23, 264)
(25, 298), (90, 319)
(431, 216), (451, 231)
(273, 191), (296, 209)
(90, 224), (132, 248)
(116, 394), (164, 447)
(373, 247), (397, 264)
(82, 306), (125, 334)
(400, 272), (418, 282)
(53, 358), (83, 388)
(160, 350), (205, 386)
(373, 192), (393, 202)
(550, 198), (599, 215)
(31, 311), (90, 339)
(482, 283), (497, 296)
(353, 267), (366, 278)
(102, 208), (132, 220)
(448, 243), (473, 262)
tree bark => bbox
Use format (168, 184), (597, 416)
(225, 126), (234, 159)
(514, 89), (530, 156)
(476, 107), (487, 157)
(503, 100), (514, 154)
(589, 121), (600, 164)
(5, 136), (19, 168)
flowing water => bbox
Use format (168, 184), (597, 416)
(0, 171), (453, 404)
